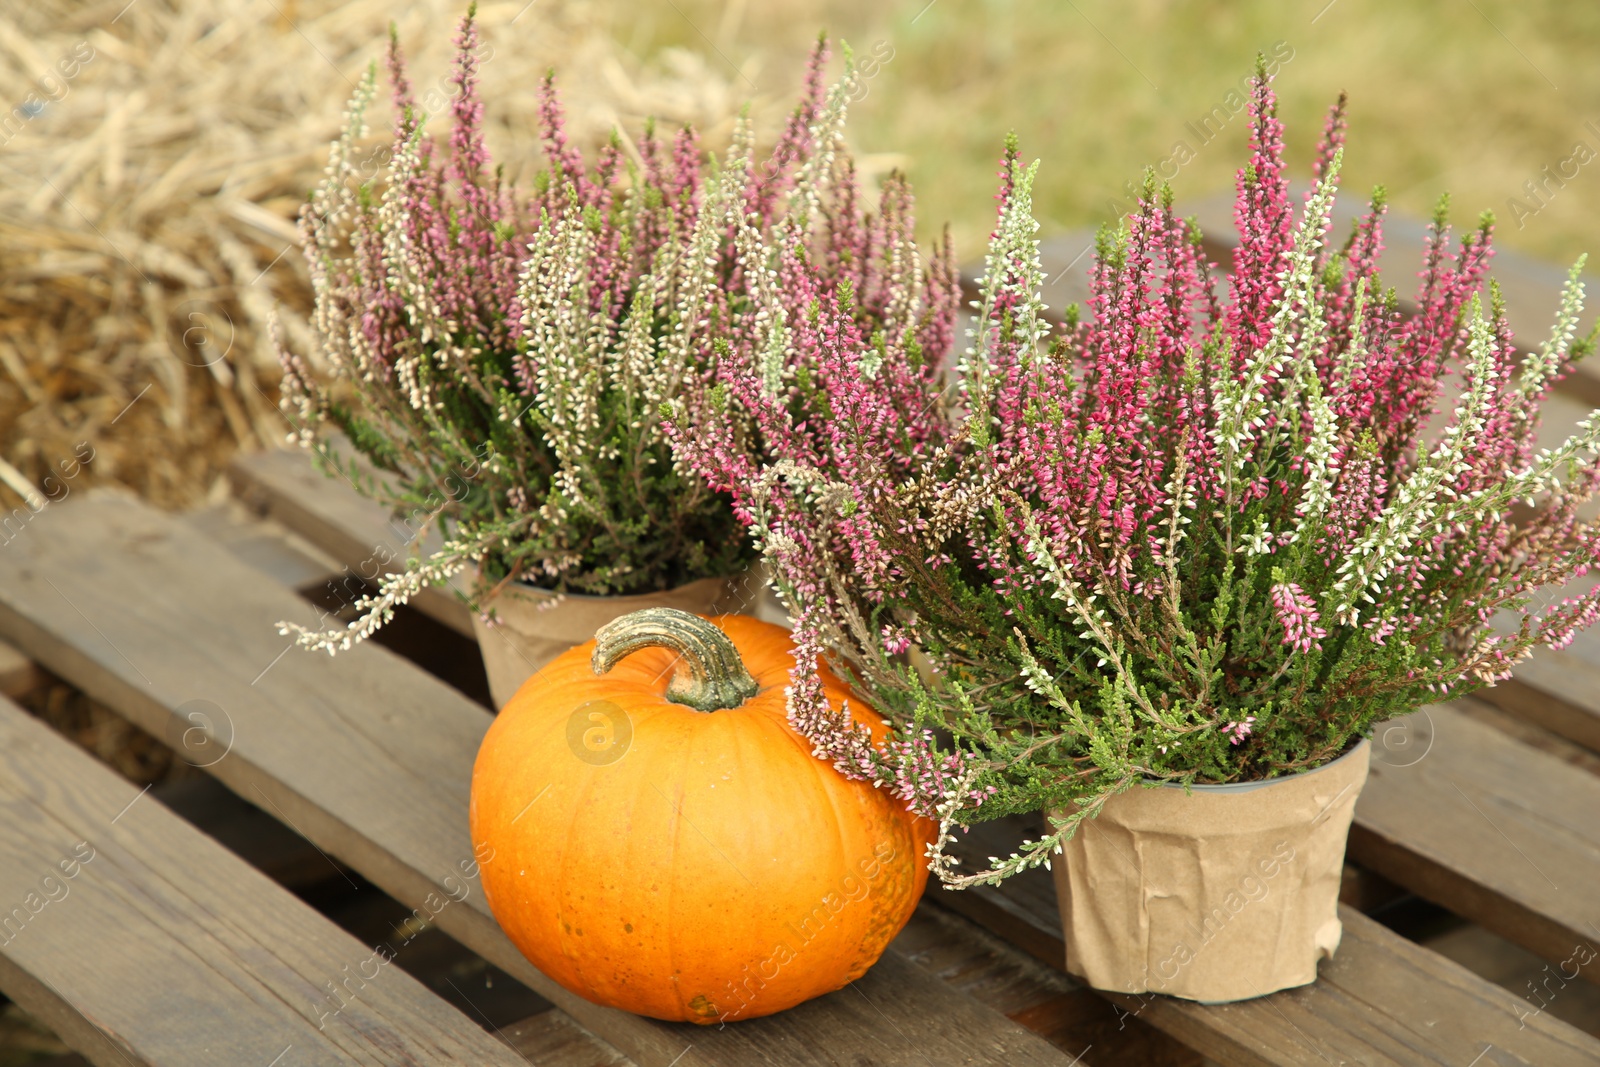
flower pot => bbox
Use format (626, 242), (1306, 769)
(1049, 739), (1370, 1003)
(470, 568), (769, 710)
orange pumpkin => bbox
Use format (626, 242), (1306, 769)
(469, 608), (934, 1024)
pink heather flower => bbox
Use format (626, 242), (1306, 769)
(881, 624), (912, 656)
(884, 729), (972, 810)
(1366, 616), (1400, 646)
(1222, 716), (1256, 745)
(281, 25), (970, 664)
(1538, 583), (1600, 651)
(1271, 582), (1328, 654)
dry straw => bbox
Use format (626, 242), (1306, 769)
(0, 0), (770, 511)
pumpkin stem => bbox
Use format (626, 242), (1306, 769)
(591, 608), (761, 712)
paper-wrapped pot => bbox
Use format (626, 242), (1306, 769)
(1049, 739), (1370, 1003)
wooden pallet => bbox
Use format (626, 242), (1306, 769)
(16, 457), (1589, 1067)
(2, 474), (1598, 1067)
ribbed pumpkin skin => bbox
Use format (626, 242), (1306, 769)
(469, 614), (933, 1024)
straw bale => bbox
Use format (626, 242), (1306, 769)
(1, 0), (774, 512)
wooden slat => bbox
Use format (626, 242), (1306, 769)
(229, 444), (476, 636)
(12, 497), (1593, 1067)
(147, 780), (633, 1066)
(938, 816), (1600, 1067)
(184, 762), (1205, 1064)
(0, 637), (42, 698)
(152, 774), (350, 892)
(1478, 663), (1600, 756)
(161, 722), (1198, 1063)
(160, 734), (1197, 1062)
(183, 499), (344, 593)
(1450, 698), (1600, 778)
(0, 494), (1074, 1067)
(0, 695), (529, 1067)
(897, 902), (1204, 1066)
(1350, 701), (1600, 983)
(500, 1009), (635, 1065)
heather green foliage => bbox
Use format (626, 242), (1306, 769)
(278, 26), (960, 656)
(701, 75), (1600, 889)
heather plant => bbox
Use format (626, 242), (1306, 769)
(276, 13), (959, 653)
(679, 65), (1600, 888)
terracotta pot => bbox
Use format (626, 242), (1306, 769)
(1049, 739), (1370, 1003)
(470, 567), (769, 710)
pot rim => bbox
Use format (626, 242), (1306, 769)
(1154, 736), (1370, 794)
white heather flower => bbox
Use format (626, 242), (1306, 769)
(277, 535), (483, 654)
(1329, 294), (1499, 622)
(959, 154), (1048, 445)
(1294, 382), (1340, 522)
(1519, 255), (1587, 398)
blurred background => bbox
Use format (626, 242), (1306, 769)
(3, 0), (1600, 1057)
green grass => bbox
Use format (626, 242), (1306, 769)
(592, 0), (1600, 270)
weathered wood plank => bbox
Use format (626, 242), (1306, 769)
(0, 695), (529, 1067)
(152, 774), (352, 892)
(1449, 698), (1600, 778)
(1117, 908), (1598, 1067)
(939, 813), (1600, 1066)
(1480, 659), (1600, 755)
(151, 775), (632, 1065)
(1350, 701), (1600, 985)
(163, 735), (1200, 1064)
(896, 902), (1205, 1066)
(184, 499), (344, 593)
(0, 637), (42, 698)
(500, 1009), (636, 1065)
(0, 494), (1074, 1067)
(159, 762), (1204, 1065)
